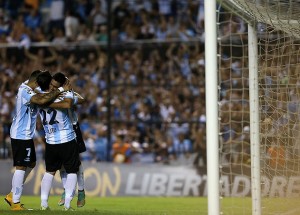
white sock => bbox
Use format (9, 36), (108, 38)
(12, 170), (25, 203)
(64, 173), (77, 209)
(10, 167), (33, 194)
(60, 168), (67, 189)
(24, 167), (33, 183)
(77, 164), (84, 191)
(40, 172), (54, 208)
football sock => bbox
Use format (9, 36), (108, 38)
(60, 167), (67, 189)
(77, 164), (84, 191)
(40, 172), (54, 208)
(24, 167), (33, 183)
(12, 170), (25, 203)
(64, 173), (77, 209)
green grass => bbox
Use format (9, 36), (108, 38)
(0, 196), (205, 215)
(1, 196), (300, 215)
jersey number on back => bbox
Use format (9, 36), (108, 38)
(40, 108), (59, 125)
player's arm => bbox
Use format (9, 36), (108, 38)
(48, 98), (73, 109)
(74, 92), (85, 104)
(31, 80), (71, 105)
(30, 88), (62, 105)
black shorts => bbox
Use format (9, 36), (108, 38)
(73, 122), (86, 153)
(45, 139), (81, 173)
(11, 138), (36, 167)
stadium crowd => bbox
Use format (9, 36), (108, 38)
(0, 0), (252, 166)
(0, 0), (204, 45)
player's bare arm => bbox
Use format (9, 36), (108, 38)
(31, 80), (72, 105)
(30, 89), (62, 105)
(48, 98), (73, 109)
(74, 92), (85, 104)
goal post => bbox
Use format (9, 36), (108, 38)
(204, 0), (220, 215)
(248, 23), (261, 215)
(206, 0), (300, 215)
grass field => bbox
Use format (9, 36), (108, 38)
(0, 196), (205, 215)
(1, 196), (300, 215)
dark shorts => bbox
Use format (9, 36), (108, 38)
(73, 122), (86, 153)
(11, 138), (36, 167)
(45, 139), (81, 173)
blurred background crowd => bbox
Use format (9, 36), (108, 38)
(0, 0), (252, 167)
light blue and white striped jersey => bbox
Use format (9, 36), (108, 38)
(10, 82), (38, 140)
(64, 91), (78, 125)
(36, 87), (78, 124)
(39, 91), (76, 144)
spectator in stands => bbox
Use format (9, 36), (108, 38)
(52, 28), (66, 45)
(89, 0), (107, 26)
(76, 24), (96, 44)
(168, 132), (193, 164)
(75, 0), (93, 23)
(267, 137), (286, 169)
(153, 129), (169, 164)
(94, 25), (107, 42)
(80, 131), (96, 162)
(113, 1), (130, 30)
(155, 17), (169, 40)
(94, 125), (108, 162)
(192, 124), (206, 166)
(24, 8), (41, 30)
(0, 12), (10, 36)
(24, 47), (57, 69)
(112, 130), (131, 163)
(64, 10), (80, 42)
(48, 0), (65, 34)
(30, 27), (47, 42)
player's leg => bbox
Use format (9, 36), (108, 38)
(7, 139), (36, 210)
(58, 166), (67, 206)
(64, 173), (77, 210)
(73, 122), (86, 207)
(73, 122), (86, 153)
(10, 166), (26, 210)
(40, 143), (61, 210)
(77, 164), (85, 207)
(5, 165), (35, 206)
(59, 163), (85, 207)
(62, 139), (80, 210)
(40, 171), (55, 210)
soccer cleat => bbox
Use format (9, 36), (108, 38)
(63, 207), (75, 211)
(58, 191), (65, 206)
(77, 190), (86, 207)
(11, 202), (26, 210)
(40, 206), (51, 210)
(4, 192), (13, 206)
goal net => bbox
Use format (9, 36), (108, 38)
(217, 0), (300, 214)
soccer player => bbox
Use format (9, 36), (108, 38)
(5, 70), (71, 210)
(36, 71), (80, 211)
(50, 72), (86, 208)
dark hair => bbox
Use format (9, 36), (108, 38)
(29, 70), (42, 81)
(52, 72), (66, 86)
(37, 71), (52, 91)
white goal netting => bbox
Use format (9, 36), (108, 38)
(217, 0), (300, 214)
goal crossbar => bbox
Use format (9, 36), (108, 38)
(220, 0), (300, 38)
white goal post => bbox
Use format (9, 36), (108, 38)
(206, 1), (300, 215)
